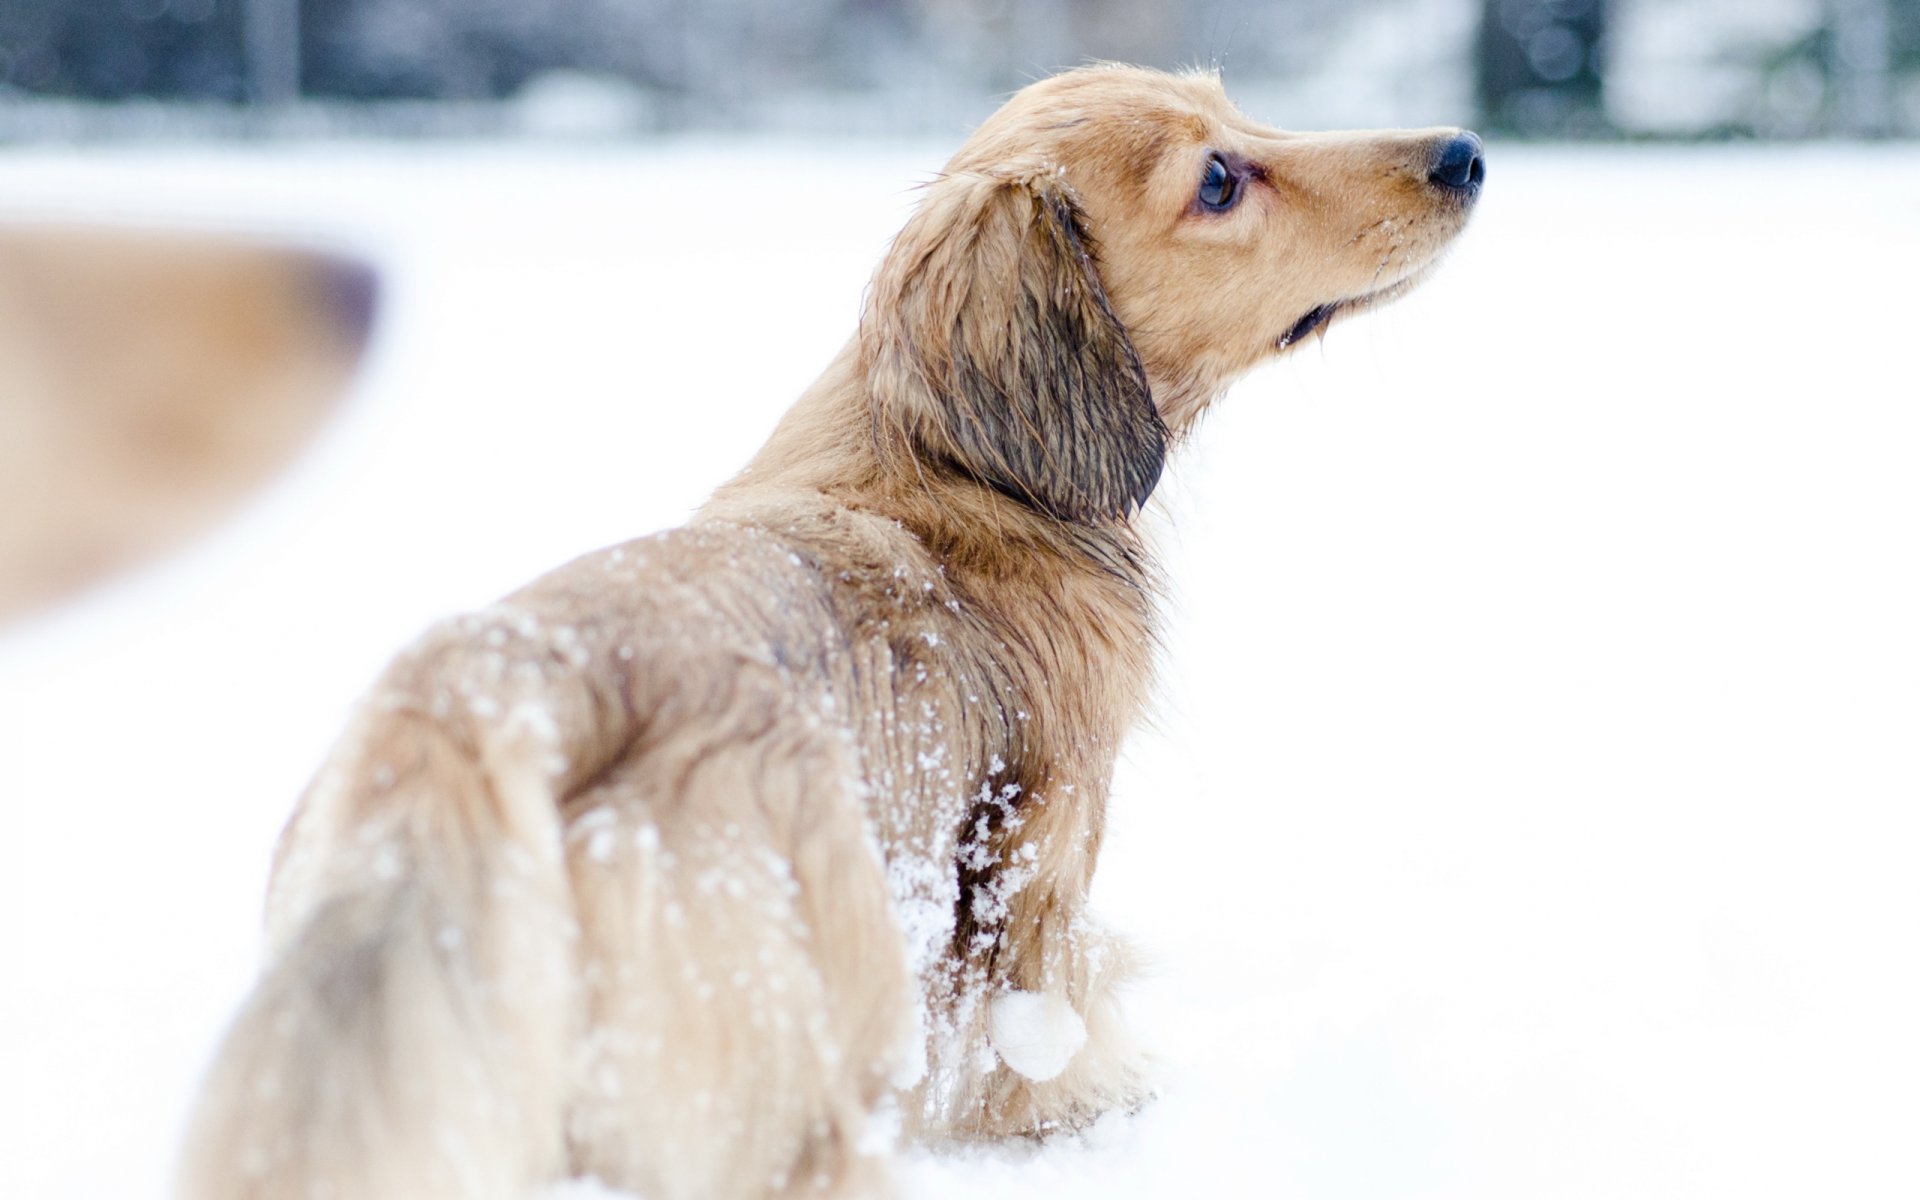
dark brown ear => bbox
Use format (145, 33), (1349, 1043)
(861, 167), (1167, 523)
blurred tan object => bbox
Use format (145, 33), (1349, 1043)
(0, 228), (373, 622)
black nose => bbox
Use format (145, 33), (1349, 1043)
(308, 254), (380, 355)
(1428, 132), (1486, 192)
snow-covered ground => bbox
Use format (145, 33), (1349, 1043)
(2, 135), (1917, 1199)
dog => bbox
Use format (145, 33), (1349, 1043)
(0, 231), (369, 622)
(177, 64), (1482, 1200)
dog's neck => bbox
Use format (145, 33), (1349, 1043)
(701, 337), (1162, 810)
(708, 337), (1160, 601)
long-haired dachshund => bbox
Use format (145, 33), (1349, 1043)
(179, 64), (1482, 1200)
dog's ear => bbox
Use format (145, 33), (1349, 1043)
(862, 167), (1167, 523)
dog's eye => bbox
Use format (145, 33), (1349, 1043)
(1198, 154), (1238, 211)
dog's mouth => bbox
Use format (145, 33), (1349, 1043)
(1276, 303), (1339, 349)
(1274, 269), (1436, 352)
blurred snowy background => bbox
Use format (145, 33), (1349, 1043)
(2, 2), (1917, 1199)
(3, 0), (1920, 136)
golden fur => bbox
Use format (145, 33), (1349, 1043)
(0, 230), (368, 622)
(178, 65), (1480, 1200)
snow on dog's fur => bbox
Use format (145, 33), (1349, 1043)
(178, 64), (1481, 1200)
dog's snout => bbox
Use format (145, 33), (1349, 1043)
(1428, 132), (1486, 193)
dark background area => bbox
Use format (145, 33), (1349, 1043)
(0, 1), (1916, 139)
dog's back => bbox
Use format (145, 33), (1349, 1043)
(180, 521), (925, 1199)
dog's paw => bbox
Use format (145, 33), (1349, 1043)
(986, 990), (1087, 1082)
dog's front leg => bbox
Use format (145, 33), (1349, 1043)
(941, 772), (1155, 1139)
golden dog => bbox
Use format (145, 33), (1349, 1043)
(179, 64), (1482, 1200)
(0, 231), (369, 622)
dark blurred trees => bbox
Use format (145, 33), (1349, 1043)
(0, 0), (248, 101)
(0, 0), (1327, 105)
(1827, 0), (1895, 134)
(299, 0), (560, 99)
(1475, 0), (1919, 137)
(1, 0), (1916, 138)
(1476, 0), (1609, 136)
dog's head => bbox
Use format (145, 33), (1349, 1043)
(862, 64), (1482, 524)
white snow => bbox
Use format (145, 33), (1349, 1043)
(1, 137), (1917, 1200)
(987, 990), (1088, 1083)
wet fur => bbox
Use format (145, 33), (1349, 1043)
(179, 65), (1477, 1200)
